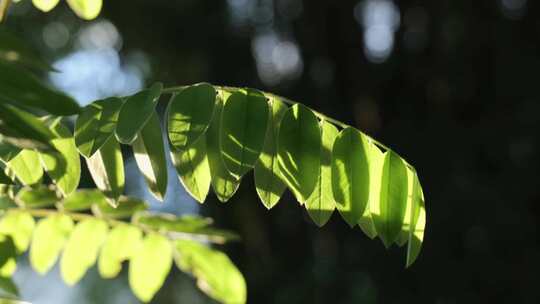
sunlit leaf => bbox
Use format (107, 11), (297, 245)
(0, 235), (16, 277)
(170, 136), (211, 203)
(220, 89), (269, 178)
(132, 111), (168, 201)
(175, 240), (246, 304)
(0, 103), (55, 150)
(98, 224), (142, 279)
(0, 27), (54, 71)
(331, 127), (370, 227)
(129, 233), (172, 302)
(306, 120), (338, 227)
(277, 104), (321, 203)
(6, 149), (43, 185)
(359, 142), (384, 239)
(254, 96), (288, 209)
(75, 97), (123, 158)
(0, 210), (35, 252)
(15, 186), (57, 208)
(396, 167), (417, 247)
(406, 173), (426, 267)
(60, 218), (108, 285)
(30, 214), (73, 274)
(32, 0), (60, 12)
(86, 135), (125, 203)
(66, 0), (103, 20)
(62, 189), (108, 211)
(0, 61), (79, 115)
(167, 83), (216, 151)
(115, 83), (162, 144)
(206, 92), (240, 202)
(372, 150), (408, 248)
(39, 118), (81, 196)
(93, 196), (147, 219)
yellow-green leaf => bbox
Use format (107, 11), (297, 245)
(15, 186), (57, 208)
(170, 136), (211, 203)
(98, 224), (142, 279)
(32, 0), (60, 12)
(220, 89), (269, 179)
(60, 218), (108, 285)
(66, 0), (103, 20)
(277, 104), (321, 203)
(305, 120), (338, 226)
(129, 233), (172, 302)
(62, 189), (108, 211)
(93, 196), (147, 219)
(6, 149), (43, 185)
(406, 173), (426, 267)
(132, 111), (168, 201)
(359, 142), (384, 239)
(86, 135), (125, 203)
(331, 127), (370, 227)
(175, 240), (246, 304)
(254, 96), (288, 209)
(0, 210), (35, 252)
(167, 83), (216, 151)
(30, 214), (73, 274)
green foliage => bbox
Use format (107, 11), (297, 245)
(30, 213), (73, 274)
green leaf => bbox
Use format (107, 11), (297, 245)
(0, 142), (20, 163)
(93, 196), (147, 219)
(30, 214), (73, 274)
(0, 169), (13, 185)
(277, 103), (321, 203)
(75, 97), (123, 158)
(32, 0), (60, 12)
(406, 173), (426, 267)
(253, 96), (288, 209)
(359, 142), (384, 239)
(15, 186), (58, 208)
(0, 235), (16, 277)
(62, 189), (108, 211)
(167, 83), (216, 151)
(98, 224), (142, 279)
(206, 92), (240, 202)
(86, 135), (125, 203)
(60, 218), (108, 285)
(115, 83), (162, 144)
(0, 276), (19, 298)
(305, 120), (338, 227)
(220, 89), (269, 178)
(66, 0), (102, 20)
(129, 233), (172, 302)
(175, 240), (246, 304)
(39, 118), (81, 196)
(396, 167), (417, 247)
(0, 27), (54, 71)
(0, 103), (55, 150)
(0, 61), (79, 116)
(331, 127), (370, 227)
(6, 149), (43, 185)
(132, 111), (168, 201)
(170, 136), (211, 203)
(0, 210), (35, 252)
(372, 150), (409, 248)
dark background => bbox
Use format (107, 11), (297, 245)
(5, 0), (540, 303)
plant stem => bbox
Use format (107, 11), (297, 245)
(0, 0), (11, 23)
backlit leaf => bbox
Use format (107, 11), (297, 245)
(306, 120), (338, 227)
(6, 149), (43, 185)
(60, 218), (108, 285)
(167, 83), (216, 151)
(220, 89), (269, 179)
(16, 186), (57, 208)
(254, 96), (288, 209)
(175, 240), (246, 304)
(115, 83), (162, 144)
(30, 214), (73, 274)
(32, 0), (60, 12)
(75, 97), (123, 158)
(170, 136), (211, 203)
(359, 142), (384, 239)
(129, 233), (172, 302)
(86, 135), (125, 203)
(331, 127), (370, 227)
(0, 210), (35, 252)
(277, 104), (321, 203)
(98, 224), (142, 279)
(372, 150), (408, 248)
(406, 173), (426, 267)
(132, 111), (168, 201)
(66, 0), (102, 20)
(93, 196), (147, 219)
(62, 189), (108, 211)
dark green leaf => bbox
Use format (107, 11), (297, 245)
(306, 120), (338, 227)
(86, 135), (125, 203)
(93, 196), (147, 219)
(30, 214), (73, 274)
(220, 89), (269, 178)
(331, 127), (370, 227)
(6, 149), (43, 185)
(115, 83), (162, 144)
(98, 224), (142, 279)
(0, 103), (55, 150)
(0, 142), (20, 163)
(0, 170), (13, 185)
(0, 235), (16, 277)
(16, 186), (58, 208)
(132, 111), (168, 201)
(0, 276), (19, 298)
(254, 96), (288, 209)
(277, 104), (321, 203)
(167, 83), (216, 151)
(75, 97), (123, 158)
(62, 189), (108, 211)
